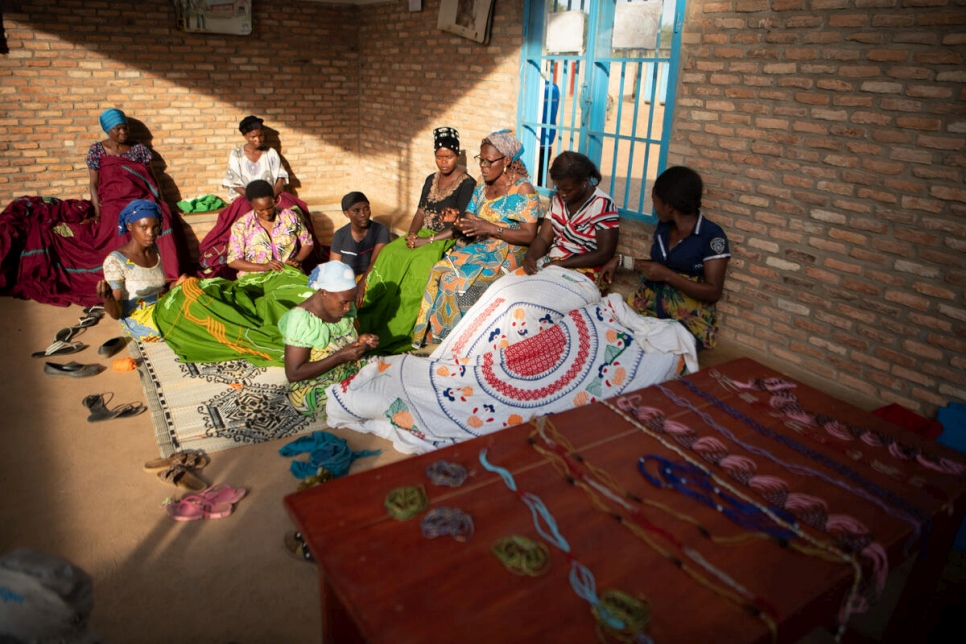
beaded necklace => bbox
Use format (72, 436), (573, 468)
(529, 420), (782, 640)
(601, 398), (864, 639)
(479, 449), (653, 644)
(667, 379), (929, 551)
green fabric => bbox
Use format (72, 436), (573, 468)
(153, 267), (313, 366)
(177, 194), (226, 213)
(278, 305), (356, 350)
(357, 230), (456, 354)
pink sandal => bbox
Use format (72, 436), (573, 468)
(164, 484), (246, 521)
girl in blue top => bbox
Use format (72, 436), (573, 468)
(602, 166), (730, 349)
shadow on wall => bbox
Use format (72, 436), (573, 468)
(126, 118), (183, 207)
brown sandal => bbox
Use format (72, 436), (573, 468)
(156, 465), (206, 492)
(144, 451), (210, 472)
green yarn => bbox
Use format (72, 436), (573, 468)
(592, 589), (651, 643)
(384, 485), (428, 520)
(491, 535), (551, 577)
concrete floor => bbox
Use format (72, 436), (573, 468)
(0, 294), (961, 643)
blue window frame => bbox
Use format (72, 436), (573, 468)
(518, 0), (686, 222)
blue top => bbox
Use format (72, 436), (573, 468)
(649, 214), (730, 277)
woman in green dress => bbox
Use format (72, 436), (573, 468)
(280, 261), (379, 417)
(357, 127), (476, 353)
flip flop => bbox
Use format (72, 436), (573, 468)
(198, 483), (246, 506)
(82, 305), (105, 319)
(32, 340), (87, 358)
(143, 451), (210, 472)
(54, 327), (76, 343)
(82, 394), (146, 422)
(164, 496), (234, 521)
(98, 337), (126, 358)
(74, 314), (100, 329)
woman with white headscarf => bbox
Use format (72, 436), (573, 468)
(411, 130), (541, 347)
(280, 261), (379, 416)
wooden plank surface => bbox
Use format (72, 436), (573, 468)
(285, 358), (966, 643)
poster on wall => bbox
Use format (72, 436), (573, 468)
(613, 1), (663, 50)
(438, 0), (495, 45)
(174, 0), (253, 36)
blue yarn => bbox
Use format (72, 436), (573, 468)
(280, 431), (380, 479)
(479, 449), (625, 630)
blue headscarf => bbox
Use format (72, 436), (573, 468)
(117, 199), (160, 236)
(99, 108), (127, 134)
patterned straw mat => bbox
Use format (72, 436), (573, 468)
(130, 340), (323, 457)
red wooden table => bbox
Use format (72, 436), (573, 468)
(285, 358), (966, 643)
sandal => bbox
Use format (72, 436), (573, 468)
(82, 393), (146, 422)
(143, 451), (210, 472)
(32, 340), (87, 358)
(197, 483), (246, 506)
(98, 337), (126, 358)
(164, 495), (234, 521)
(283, 531), (315, 563)
(156, 465), (207, 492)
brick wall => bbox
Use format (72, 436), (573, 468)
(0, 0), (360, 215)
(668, 0), (965, 414)
(353, 1), (523, 213)
(0, 0), (523, 246)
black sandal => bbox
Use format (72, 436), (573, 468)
(82, 393), (146, 422)
(284, 531), (315, 563)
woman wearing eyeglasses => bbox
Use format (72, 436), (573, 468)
(521, 151), (619, 285)
(412, 130), (541, 347)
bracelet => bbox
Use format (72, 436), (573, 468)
(622, 253), (634, 271)
(495, 226), (503, 239)
(430, 234), (436, 243)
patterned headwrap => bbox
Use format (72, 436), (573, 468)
(99, 108), (127, 134)
(433, 127), (460, 153)
(308, 261), (357, 292)
(483, 129), (529, 178)
(238, 115), (264, 134)
(117, 199), (160, 236)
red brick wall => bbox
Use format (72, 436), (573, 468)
(354, 0), (523, 212)
(0, 0), (359, 209)
(666, 0), (965, 413)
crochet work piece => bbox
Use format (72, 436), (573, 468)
(384, 485), (429, 521)
(425, 460), (469, 487)
(420, 507), (474, 542)
(491, 536), (552, 577)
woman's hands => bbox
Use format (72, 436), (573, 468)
(599, 256), (620, 285)
(454, 213), (493, 238)
(96, 280), (123, 320)
(263, 259), (286, 272)
(339, 334), (379, 361)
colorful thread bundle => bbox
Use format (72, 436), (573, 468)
(530, 420), (781, 640)
(420, 507), (474, 542)
(384, 485), (429, 521)
(725, 374), (966, 477)
(479, 449), (652, 643)
(660, 380), (928, 550)
(603, 397), (865, 637)
(616, 399), (887, 605)
(425, 460), (469, 487)
(491, 536), (552, 576)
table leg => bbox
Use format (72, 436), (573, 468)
(320, 574), (365, 644)
(880, 506), (964, 643)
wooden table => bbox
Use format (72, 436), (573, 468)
(285, 358), (966, 643)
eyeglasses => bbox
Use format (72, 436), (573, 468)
(474, 154), (505, 168)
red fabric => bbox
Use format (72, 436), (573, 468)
(195, 192), (327, 279)
(0, 156), (189, 307)
(871, 403), (943, 440)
